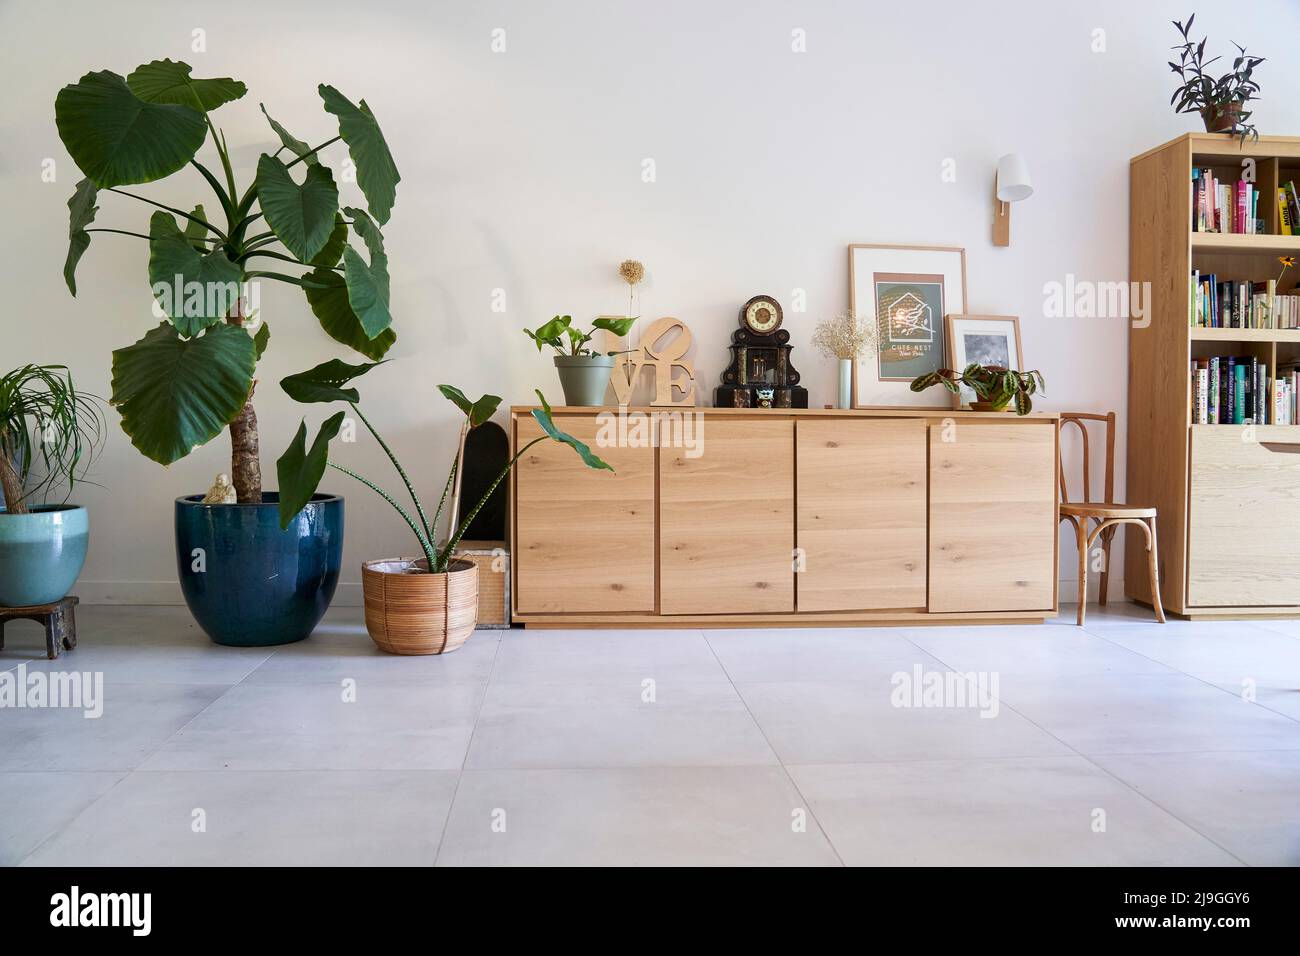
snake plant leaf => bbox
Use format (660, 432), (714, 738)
(281, 358), (382, 404)
(255, 154), (340, 263)
(63, 178), (99, 295)
(276, 410), (346, 530)
(339, 207), (391, 338)
(126, 59), (246, 112)
(147, 211), (243, 337)
(302, 267), (396, 360)
(253, 322), (270, 359)
(55, 71), (207, 187)
(530, 389), (613, 472)
(310, 214), (348, 267)
(438, 386), (501, 428)
(110, 322), (255, 465)
(319, 84), (400, 224)
(259, 103), (318, 165)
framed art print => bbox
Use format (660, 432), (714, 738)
(945, 314), (1024, 409)
(849, 244), (967, 407)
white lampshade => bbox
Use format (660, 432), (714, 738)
(995, 153), (1033, 202)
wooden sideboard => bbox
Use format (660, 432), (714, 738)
(509, 407), (1060, 626)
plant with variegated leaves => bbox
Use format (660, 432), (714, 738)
(54, 58), (401, 510)
(910, 363), (1045, 414)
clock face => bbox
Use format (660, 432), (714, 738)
(742, 296), (783, 335)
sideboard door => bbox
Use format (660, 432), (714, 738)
(928, 421), (1056, 613)
(660, 418), (794, 614)
(797, 418), (927, 611)
(514, 414), (655, 613)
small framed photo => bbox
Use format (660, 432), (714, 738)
(849, 243), (967, 408)
(945, 314), (1024, 409)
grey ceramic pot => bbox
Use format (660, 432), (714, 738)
(0, 504), (89, 607)
(554, 354), (615, 406)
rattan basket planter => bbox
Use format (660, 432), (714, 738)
(361, 557), (478, 655)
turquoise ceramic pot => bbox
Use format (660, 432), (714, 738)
(175, 492), (343, 647)
(0, 504), (89, 607)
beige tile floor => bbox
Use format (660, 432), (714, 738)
(2, 602), (1298, 866)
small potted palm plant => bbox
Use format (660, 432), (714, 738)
(910, 363), (1045, 414)
(277, 362), (611, 654)
(0, 365), (104, 607)
(1169, 14), (1265, 142)
(524, 315), (637, 406)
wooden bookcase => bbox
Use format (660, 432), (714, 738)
(1128, 133), (1300, 618)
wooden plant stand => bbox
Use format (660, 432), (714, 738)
(0, 596), (79, 660)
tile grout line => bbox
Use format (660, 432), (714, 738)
(431, 630), (504, 866)
(701, 629), (846, 867)
(896, 625), (1253, 867)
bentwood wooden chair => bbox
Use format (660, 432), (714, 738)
(1058, 412), (1165, 626)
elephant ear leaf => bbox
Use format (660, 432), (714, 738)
(310, 214), (348, 267)
(259, 103), (318, 165)
(126, 59), (246, 112)
(281, 358), (382, 404)
(437, 385), (500, 428)
(276, 411), (346, 530)
(63, 178), (99, 295)
(318, 84), (400, 224)
(530, 390), (613, 472)
(182, 204), (209, 247)
(110, 322), (255, 465)
(302, 267), (396, 360)
(338, 206), (391, 339)
(56, 70), (207, 187)
(147, 211), (243, 337)
(255, 154), (339, 263)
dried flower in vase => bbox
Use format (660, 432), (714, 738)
(811, 311), (877, 360)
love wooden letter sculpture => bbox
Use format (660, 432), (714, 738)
(609, 316), (697, 407)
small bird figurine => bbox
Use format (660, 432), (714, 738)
(202, 473), (237, 504)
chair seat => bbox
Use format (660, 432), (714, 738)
(1059, 501), (1156, 519)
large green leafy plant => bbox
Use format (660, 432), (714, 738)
(275, 358), (611, 570)
(55, 59), (401, 505)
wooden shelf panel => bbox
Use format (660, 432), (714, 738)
(1190, 327), (1300, 342)
(1191, 232), (1300, 253)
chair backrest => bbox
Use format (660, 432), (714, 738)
(1058, 411), (1115, 505)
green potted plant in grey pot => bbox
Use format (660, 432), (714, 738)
(53, 57), (402, 645)
(524, 315), (636, 406)
(0, 365), (105, 607)
(276, 359), (611, 654)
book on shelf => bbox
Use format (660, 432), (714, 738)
(1191, 167), (1266, 234)
(1189, 355), (1280, 424)
(1188, 271), (1300, 329)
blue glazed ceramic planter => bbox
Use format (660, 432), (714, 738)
(0, 504), (89, 607)
(175, 493), (343, 646)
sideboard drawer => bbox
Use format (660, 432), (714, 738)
(1188, 427), (1300, 607)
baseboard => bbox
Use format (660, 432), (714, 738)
(76, 581), (364, 607)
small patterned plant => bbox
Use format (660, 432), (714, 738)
(910, 363), (1045, 414)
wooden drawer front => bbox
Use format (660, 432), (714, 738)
(928, 422), (1056, 612)
(514, 415), (655, 613)
(797, 418), (926, 611)
(660, 419), (794, 614)
(1188, 428), (1300, 606)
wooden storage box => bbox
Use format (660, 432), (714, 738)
(452, 540), (510, 628)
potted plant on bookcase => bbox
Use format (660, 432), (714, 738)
(53, 57), (402, 646)
(910, 364), (1046, 414)
(0, 365), (105, 607)
(278, 362), (611, 654)
(1169, 15), (1265, 143)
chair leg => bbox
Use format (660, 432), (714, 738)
(1075, 518), (1089, 626)
(1098, 526), (1116, 607)
(1146, 517), (1166, 624)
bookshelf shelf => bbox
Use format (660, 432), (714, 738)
(1130, 133), (1300, 619)
(1191, 233), (1300, 253)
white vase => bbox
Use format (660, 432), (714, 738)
(837, 358), (853, 409)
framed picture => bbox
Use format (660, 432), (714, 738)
(945, 314), (1024, 409)
(849, 244), (967, 407)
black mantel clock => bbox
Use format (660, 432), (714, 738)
(714, 294), (809, 408)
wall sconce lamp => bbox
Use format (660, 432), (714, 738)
(992, 153), (1033, 247)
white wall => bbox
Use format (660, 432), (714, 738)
(4, 0), (1299, 604)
